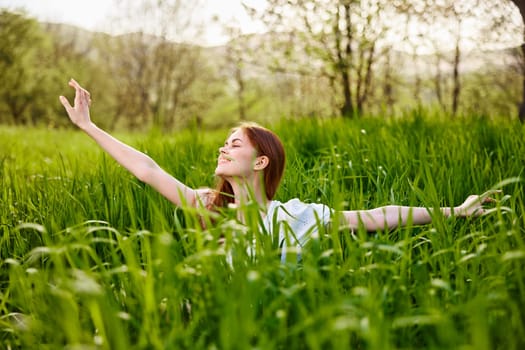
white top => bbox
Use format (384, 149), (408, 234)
(263, 198), (333, 263)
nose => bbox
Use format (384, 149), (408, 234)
(219, 146), (227, 154)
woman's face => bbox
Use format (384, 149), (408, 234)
(215, 129), (259, 179)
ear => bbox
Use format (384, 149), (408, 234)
(254, 155), (269, 171)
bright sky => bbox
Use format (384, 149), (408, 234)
(0, 0), (266, 46)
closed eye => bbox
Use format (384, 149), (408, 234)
(224, 137), (243, 148)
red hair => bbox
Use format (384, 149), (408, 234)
(210, 122), (286, 209)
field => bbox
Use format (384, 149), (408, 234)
(1, 116), (524, 349)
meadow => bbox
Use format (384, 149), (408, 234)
(0, 115), (524, 349)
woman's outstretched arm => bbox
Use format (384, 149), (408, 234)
(342, 191), (498, 232)
(59, 78), (199, 207)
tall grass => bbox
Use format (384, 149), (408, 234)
(1, 116), (524, 349)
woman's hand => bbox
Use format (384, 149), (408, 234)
(59, 79), (93, 130)
(455, 190), (501, 217)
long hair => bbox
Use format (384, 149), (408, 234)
(209, 122), (286, 209)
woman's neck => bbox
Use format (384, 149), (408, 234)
(228, 178), (268, 209)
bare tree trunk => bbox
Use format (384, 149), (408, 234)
(520, 40), (525, 122)
(383, 50), (395, 115)
(338, 3), (354, 118)
(434, 53), (445, 109)
(339, 71), (353, 117)
(510, 0), (525, 122)
(357, 42), (376, 113)
(409, 49), (422, 105)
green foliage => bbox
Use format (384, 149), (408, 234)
(460, 61), (521, 119)
(0, 10), (50, 125)
(0, 116), (524, 349)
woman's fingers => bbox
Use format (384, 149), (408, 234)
(79, 89), (89, 106)
(479, 190), (502, 204)
(69, 78), (91, 97)
(65, 79), (92, 108)
(465, 190), (502, 216)
(69, 78), (82, 91)
(59, 95), (72, 111)
(60, 79), (92, 118)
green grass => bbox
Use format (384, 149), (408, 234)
(1, 116), (524, 349)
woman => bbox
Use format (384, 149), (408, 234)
(60, 79), (496, 261)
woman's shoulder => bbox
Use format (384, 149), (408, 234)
(270, 198), (331, 215)
(267, 198), (333, 229)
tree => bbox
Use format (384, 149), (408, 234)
(0, 10), (111, 127)
(393, 0), (483, 117)
(509, 0), (525, 122)
(245, 0), (394, 118)
(0, 10), (49, 124)
(105, 0), (211, 130)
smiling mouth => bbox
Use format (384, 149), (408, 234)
(218, 156), (234, 164)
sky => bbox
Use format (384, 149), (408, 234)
(0, 0), (266, 46)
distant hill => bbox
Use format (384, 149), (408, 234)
(39, 21), (519, 80)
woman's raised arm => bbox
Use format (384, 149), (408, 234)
(342, 191), (499, 232)
(59, 79), (199, 207)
